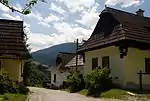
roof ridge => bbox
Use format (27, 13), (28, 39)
(0, 18), (23, 22)
(104, 7), (150, 19)
(59, 52), (76, 54)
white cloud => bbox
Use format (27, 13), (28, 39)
(50, 3), (66, 15)
(53, 22), (92, 43)
(44, 14), (59, 23)
(56, 0), (96, 12)
(105, 0), (144, 8)
(26, 11), (43, 21)
(13, 2), (23, 11)
(28, 22), (92, 52)
(26, 11), (60, 28)
(76, 3), (99, 28)
(38, 21), (51, 27)
(2, 13), (22, 20)
(0, 3), (10, 12)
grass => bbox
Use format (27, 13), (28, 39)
(78, 89), (88, 95)
(60, 88), (150, 100)
(100, 89), (127, 99)
(78, 88), (150, 100)
(79, 89), (126, 99)
(0, 93), (27, 101)
(60, 89), (70, 93)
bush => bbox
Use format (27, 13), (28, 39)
(0, 69), (29, 94)
(85, 67), (112, 96)
(18, 82), (29, 94)
(0, 69), (18, 93)
(63, 72), (85, 93)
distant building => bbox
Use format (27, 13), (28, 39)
(50, 52), (84, 86)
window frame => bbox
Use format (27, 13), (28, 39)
(53, 74), (56, 83)
(102, 56), (109, 68)
(0, 61), (1, 70)
(92, 57), (98, 70)
(145, 58), (150, 73)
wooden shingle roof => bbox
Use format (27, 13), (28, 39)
(65, 55), (84, 67)
(79, 7), (150, 52)
(0, 19), (30, 59)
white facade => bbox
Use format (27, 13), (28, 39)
(84, 46), (150, 89)
(84, 46), (125, 86)
(51, 66), (84, 86)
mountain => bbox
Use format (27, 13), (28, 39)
(31, 42), (77, 66)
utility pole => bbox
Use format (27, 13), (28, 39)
(76, 39), (78, 72)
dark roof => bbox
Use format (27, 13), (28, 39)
(56, 52), (84, 71)
(65, 55), (84, 67)
(79, 7), (150, 52)
(0, 19), (30, 59)
(56, 52), (75, 71)
(59, 52), (76, 55)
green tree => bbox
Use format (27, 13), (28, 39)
(22, 26), (32, 85)
(0, 0), (46, 15)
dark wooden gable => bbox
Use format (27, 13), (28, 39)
(92, 12), (119, 37)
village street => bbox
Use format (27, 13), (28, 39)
(27, 87), (124, 101)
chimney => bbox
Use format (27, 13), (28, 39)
(136, 9), (144, 16)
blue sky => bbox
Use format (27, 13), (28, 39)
(0, 0), (149, 52)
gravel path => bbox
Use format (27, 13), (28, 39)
(27, 87), (124, 101)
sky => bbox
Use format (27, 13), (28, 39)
(0, 0), (149, 52)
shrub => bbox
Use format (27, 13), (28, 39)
(0, 69), (29, 94)
(85, 67), (112, 96)
(0, 69), (18, 93)
(18, 82), (29, 94)
(50, 84), (59, 90)
(63, 72), (85, 93)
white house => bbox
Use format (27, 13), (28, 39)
(78, 7), (150, 90)
(51, 52), (84, 86)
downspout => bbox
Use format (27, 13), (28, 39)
(20, 60), (23, 82)
(76, 39), (78, 72)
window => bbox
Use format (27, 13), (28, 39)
(0, 62), (1, 70)
(145, 58), (150, 73)
(102, 56), (109, 68)
(21, 62), (23, 74)
(92, 57), (98, 70)
(53, 74), (56, 83)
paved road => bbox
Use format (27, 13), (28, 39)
(27, 87), (124, 101)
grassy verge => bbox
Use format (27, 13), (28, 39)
(78, 89), (126, 99)
(100, 89), (126, 99)
(78, 89), (150, 100)
(0, 93), (27, 101)
(60, 89), (70, 93)
(78, 89), (88, 95)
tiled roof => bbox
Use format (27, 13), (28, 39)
(56, 52), (84, 71)
(65, 55), (84, 67)
(79, 7), (150, 52)
(0, 19), (30, 59)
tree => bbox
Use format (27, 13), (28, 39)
(22, 26), (32, 85)
(0, 0), (46, 15)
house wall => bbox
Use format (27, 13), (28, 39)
(84, 46), (150, 89)
(124, 48), (150, 89)
(51, 70), (69, 86)
(51, 66), (84, 86)
(84, 46), (125, 85)
(0, 56), (24, 82)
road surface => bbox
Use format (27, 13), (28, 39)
(27, 87), (124, 101)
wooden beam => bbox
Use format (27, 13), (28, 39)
(76, 39), (78, 72)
